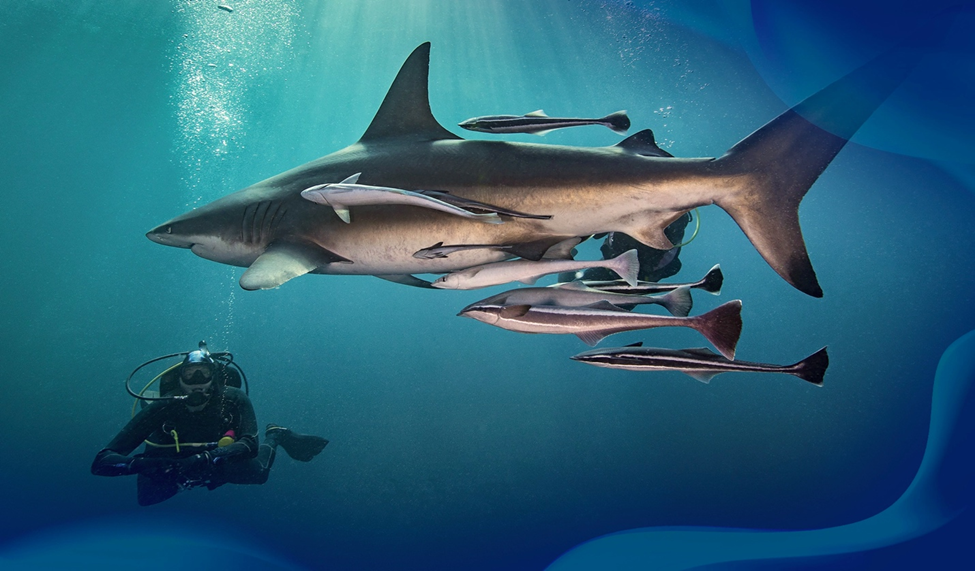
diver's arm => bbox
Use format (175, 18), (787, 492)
(91, 401), (171, 477)
(210, 389), (259, 462)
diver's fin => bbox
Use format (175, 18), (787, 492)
(375, 274), (437, 289)
(240, 240), (351, 291)
(614, 129), (673, 157)
(266, 425), (328, 462)
(358, 43), (460, 143)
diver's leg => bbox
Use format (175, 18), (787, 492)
(136, 473), (179, 506)
(220, 440), (276, 485)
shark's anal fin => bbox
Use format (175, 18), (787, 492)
(240, 240), (351, 291)
(357, 42), (461, 143)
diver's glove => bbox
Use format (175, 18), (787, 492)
(175, 451), (215, 479)
(128, 456), (180, 477)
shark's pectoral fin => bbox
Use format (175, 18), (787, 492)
(375, 274), (437, 289)
(240, 241), (351, 291)
(333, 207), (352, 224)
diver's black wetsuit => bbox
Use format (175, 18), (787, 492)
(92, 386), (276, 506)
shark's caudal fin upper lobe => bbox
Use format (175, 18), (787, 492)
(711, 15), (950, 298)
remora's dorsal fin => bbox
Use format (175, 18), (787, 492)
(615, 129), (673, 158)
(358, 43), (461, 143)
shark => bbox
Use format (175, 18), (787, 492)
(147, 41), (921, 296)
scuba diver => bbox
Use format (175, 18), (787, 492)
(92, 342), (329, 506)
(559, 212), (694, 283)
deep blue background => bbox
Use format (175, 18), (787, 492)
(1, 1), (973, 569)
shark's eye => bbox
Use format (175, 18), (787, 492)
(166, 226), (172, 234)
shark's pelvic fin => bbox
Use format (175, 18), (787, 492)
(240, 240), (351, 291)
(375, 274), (437, 289)
(506, 236), (580, 261)
(357, 42), (461, 144)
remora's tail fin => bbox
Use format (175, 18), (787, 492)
(712, 16), (950, 298)
(657, 285), (693, 317)
(688, 300), (742, 360)
(694, 264), (723, 295)
(788, 346), (829, 386)
(603, 249), (640, 286)
(603, 110), (630, 134)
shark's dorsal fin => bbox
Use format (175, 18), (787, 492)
(525, 110), (548, 117)
(358, 43), (461, 144)
(615, 129), (673, 158)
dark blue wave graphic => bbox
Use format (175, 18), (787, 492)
(549, 328), (975, 570)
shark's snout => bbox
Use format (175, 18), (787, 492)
(146, 224), (192, 248)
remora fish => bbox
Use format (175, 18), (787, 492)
(432, 249), (639, 290)
(465, 283), (693, 317)
(459, 299), (743, 358)
(147, 41), (925, 296)
(413, 242), (514, 259)
(300, 173), (502, 224)
(581, 264), (724, 296)
(458, 110), (630, 135)
(571, 343), (829, 386)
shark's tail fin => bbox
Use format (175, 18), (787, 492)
(711, 15), (949, 298)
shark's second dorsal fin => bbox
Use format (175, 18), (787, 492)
(358, 43), (461, 144)
(615, 129), (673, 158)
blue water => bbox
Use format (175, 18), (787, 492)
(2, 1), (974, 569)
